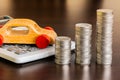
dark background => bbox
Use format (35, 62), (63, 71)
(0, 0), (120, 80)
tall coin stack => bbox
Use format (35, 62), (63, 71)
(55, 36), (71, 65)
(75, 23), (92, 65)
(96, 9), (113, 65)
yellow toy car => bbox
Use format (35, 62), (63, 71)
(0, 19), (57, 48)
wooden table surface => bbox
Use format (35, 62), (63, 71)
(0, 0), (120, 80)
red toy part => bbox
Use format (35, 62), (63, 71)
(0, 35), (3, 46)
(44, 26), (54, 30)
(36, 34), (50, 49)
(0, 25), (3, 28)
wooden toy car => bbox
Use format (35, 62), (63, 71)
(0, 19), (57, 48)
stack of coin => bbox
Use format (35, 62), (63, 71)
(75, 23), (92, 65)
(96, 9), (113, 65)
(55, 36), (71, 64)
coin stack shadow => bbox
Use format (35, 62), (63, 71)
(75, 23), (92, 65)
(55, 36), (71, 65)
(96, 9), (113, 65)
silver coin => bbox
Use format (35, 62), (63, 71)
(96, 9), (113, 65)
(55, 36), (71, 65)
(75, 23), (92, 65)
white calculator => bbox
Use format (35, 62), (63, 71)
(0, 41), (75, 64)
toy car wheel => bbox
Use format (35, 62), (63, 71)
(0, 25), (3, 28)
(36, 34), (50, 49)
(44, 26), (54, 30)
(0, 34), (3, 46)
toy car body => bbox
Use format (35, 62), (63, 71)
(0, 19), (57, 48)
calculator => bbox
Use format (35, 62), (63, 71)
(0, 41), (75, 64)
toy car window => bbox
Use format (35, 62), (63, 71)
(8, 26), (29, 35)
(12, 26), (28, 30)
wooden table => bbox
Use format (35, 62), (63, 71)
(0, 0), (120, 80)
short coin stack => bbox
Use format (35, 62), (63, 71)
(75, 23), (92, 65)
(96, 9), (113, 65)
(55, 36), (71, 64)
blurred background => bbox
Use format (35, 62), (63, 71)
(0, 0), (101, 39)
